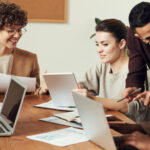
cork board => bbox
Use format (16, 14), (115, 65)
(8, 0), (67, 22)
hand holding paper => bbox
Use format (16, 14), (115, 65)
(0, 73), (36, 93)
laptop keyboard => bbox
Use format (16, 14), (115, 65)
(0, 121), (8, 133)
(0, 126), (4, 133)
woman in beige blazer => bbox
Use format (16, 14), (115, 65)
(0, 2), (40, 93)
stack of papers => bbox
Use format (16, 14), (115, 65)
(54, 110), (81, 123)
(40, 116), (82, 128)
(40, 111), (112, 129)
(40, 110), (82, 128)
(27, 127), (89, 146)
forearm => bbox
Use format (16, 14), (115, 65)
(89, 95), (128, 113)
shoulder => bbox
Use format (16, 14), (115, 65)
(127, 28), (136, 46)
(93, 61), (104, 74)
(122, 64), (129, 75)
(127, 27), (134, 36)
(127, 27), (136, 39)
(127, 28), (143, 51)
(14, 48), (36, 58)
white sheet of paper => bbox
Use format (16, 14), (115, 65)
(34, 100), (76, 111)
(40, 116), (83, 129)
(27, 127), (89, 146)
(0, 73), (36, 92)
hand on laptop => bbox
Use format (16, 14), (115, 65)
(109, 123), (147, 134)
(39, 69), (48, 94)
(122, 131), (150, 150)
(72, 84), (88, 97)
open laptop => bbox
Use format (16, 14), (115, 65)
(0, 76), (27, 136)
(43, 73), (77, 106)
(72, 92), (138, 150)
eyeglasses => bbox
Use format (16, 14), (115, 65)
(4, 28), (27, 35)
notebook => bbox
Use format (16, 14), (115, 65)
(72, 92), (138, 150)
(43, 73), (77, 106)
(0, 76), (26, 136)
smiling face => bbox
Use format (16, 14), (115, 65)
(96, 31), (123, 64)
(0, 25), (22, 50)
(135, 22), (150, 45)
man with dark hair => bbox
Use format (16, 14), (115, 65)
(120, 2), (150, 149)
(122, 2), (150, 106)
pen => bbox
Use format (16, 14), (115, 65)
(117, 88), (142, 102)
(68, 106), (76, 108)
(60, 106), (76, 108)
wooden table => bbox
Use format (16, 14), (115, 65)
(0, 95), (134, 150)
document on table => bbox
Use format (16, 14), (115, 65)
(53, 111), (112, 123)
(54, 110), (79, 121)
(40, 116), (83, 129)
(27, 127), (89, 146)
(34, 100), (76, 111)
(40, 111), (111, 129)
(0, 73), (36, 92)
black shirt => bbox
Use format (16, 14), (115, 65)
(126, 28), (150, 89)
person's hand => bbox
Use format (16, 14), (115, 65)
(39, 69), (48, 94)
(122, 132), (150, 150)
(133, 91), (150, 106)
(121, 87), (138, 102)
(72, 84), (88, 97)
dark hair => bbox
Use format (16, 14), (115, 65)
(96, 19), (127, 42)
(129, 2), (150, 28)
(0, 2), (27, 30)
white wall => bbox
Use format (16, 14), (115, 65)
(17, 0), (150, 81)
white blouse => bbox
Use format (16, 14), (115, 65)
(0, 54), (13, 74)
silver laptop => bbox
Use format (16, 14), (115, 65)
(72, 92), (137, 150)
(0, 76), (26, 136)
(43, 73), (77, 106)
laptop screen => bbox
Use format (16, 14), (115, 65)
(1, 79), (25, 127)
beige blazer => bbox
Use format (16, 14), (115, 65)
(10, 48), (40, 94)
